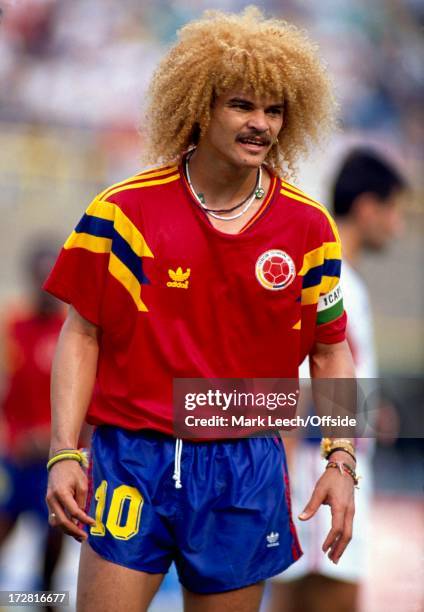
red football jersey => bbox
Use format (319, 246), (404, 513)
(44, 160), (346, 435)
(1, 308), (64, 450)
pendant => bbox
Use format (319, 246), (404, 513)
(255, 187), (265, 199)
(197, 192), (206, 204)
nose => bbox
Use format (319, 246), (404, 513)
(246, 109), (269, 133)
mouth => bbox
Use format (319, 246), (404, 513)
(236, 135), (271, 154)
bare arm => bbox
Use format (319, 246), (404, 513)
(310, 339), (355, 379)
(50, 306), (99, 453)
(299, 340), (357, 564)
(46, 306), (98, 539)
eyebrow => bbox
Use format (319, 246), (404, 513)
(227, 97), (284, 110)
(227, 97), (252, 104)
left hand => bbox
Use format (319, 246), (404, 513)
(298, 452), (356, 564)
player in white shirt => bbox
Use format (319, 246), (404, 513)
(269, 149), (406, 612)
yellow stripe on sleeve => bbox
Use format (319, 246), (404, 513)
(298, 242), (342, 276)
(113, 207), (154, 259)
(301, 276), (341, 305)
(320, 275), (340, 294)
(85, 199), (115, 221)
(83, 199), (153, 259)
(64, 232), (112, 253)
(324, 241), (342, 260)
(108, 253), (148, 312)
(299, 245), (324, 276)
(301, 285), (321, 305)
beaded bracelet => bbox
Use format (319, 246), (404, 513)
(47, 448), (89, 471)
(326, 460), (360, 488)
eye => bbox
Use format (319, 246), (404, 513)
(227, 100), (252, 111)
(232, 103), (249, 110)
(267, 107), (283, 116)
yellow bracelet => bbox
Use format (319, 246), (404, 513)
(47, 449), (89, 471)
(320, 437), (355, 460)
(332, 438), (356, 449)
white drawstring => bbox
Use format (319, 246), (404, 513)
(173, 438), (183, 489)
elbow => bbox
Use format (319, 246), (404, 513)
(310, 340), (356, 378)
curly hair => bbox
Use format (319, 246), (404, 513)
(143, 6), (337, 177)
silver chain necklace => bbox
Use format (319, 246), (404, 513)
(185, 154), (265, 221)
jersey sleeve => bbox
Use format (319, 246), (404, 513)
(299, 209), (347, 355)
(43, 197), (115, 326)
(314, 235), (346, 345)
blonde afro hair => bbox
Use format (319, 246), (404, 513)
(144, 6), (337, 177)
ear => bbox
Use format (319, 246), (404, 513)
(351, 192), (380, 223)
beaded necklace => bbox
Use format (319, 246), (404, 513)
(185, 153), (265, 221)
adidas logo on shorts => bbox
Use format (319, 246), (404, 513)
(266, 532), (280, 547)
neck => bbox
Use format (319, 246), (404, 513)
(187, 145), (261, 211)
(337, 221), (362, 267)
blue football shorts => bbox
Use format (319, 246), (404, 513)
(0, 457), (49, 520)
(85, 426), (302, 594)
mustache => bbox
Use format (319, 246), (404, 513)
(236, 132), (273, 145)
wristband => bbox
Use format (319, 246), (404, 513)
(321, 437), (356, 460)
(326, 447), (357, 464)
(47, 448), (89, 471)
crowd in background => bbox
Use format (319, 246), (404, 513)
(0, 3), (422, 610)
(0, 0), (422, 165)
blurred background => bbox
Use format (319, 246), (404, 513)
(0, 1), (422, 611)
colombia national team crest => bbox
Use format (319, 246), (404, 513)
(255, 249), (296, 291)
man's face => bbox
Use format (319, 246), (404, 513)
(360, 190), (405, 251)
(199, 88), (284, 169)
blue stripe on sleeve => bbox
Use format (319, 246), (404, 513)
(302, 259), (341, 289)
(111, 231), (150, 285)
(74, 214), (150, 285)
(75, 215), (114, 239)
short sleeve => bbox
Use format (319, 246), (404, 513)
(299, 209), (347, 355)
(43, 197), (115, 326)
(314, 216), (346, 344)
(314, 241), (346, 344)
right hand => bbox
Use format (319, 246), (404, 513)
(46, 460), (96, 541)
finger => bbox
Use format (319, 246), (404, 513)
(322, 506), (345, 553)
(329, 508), (354, 563)
(75, 479), (89, 514)
(299, 486), (326, 521)
(47, 500), (88, 540)
(57, 491), (96, 526)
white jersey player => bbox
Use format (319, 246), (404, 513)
(269, 148), (405, 612)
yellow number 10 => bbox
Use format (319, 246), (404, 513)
(90, 480), (143, 541)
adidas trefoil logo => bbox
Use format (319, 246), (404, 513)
(266, 532), (280, 547)
(167, 267), (191, 289)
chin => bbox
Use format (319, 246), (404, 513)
(235, 153), (267, 169)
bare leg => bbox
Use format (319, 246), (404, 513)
(267, 574), (359, 612)
(183, 581), (265, 612)
(76, 542), (165, 612)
